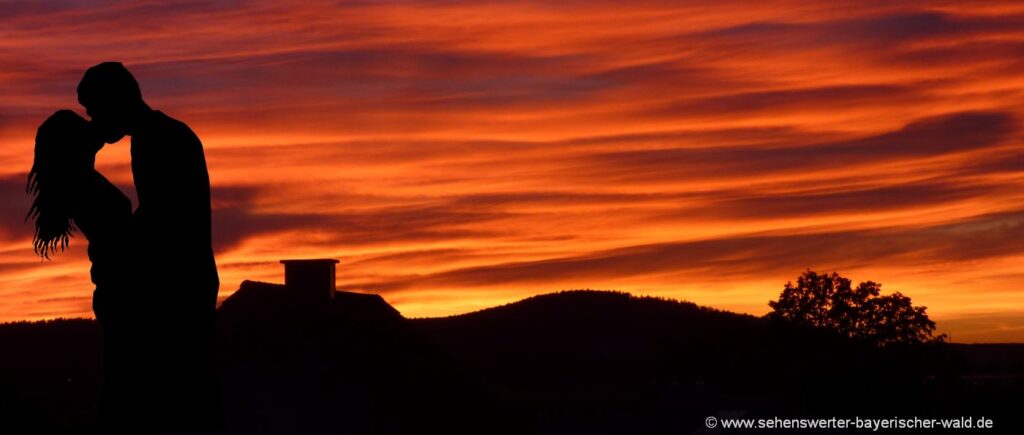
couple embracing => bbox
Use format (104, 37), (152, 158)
(28, 62), (221, 433)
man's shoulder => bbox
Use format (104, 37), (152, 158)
(137, 111), (200, 143)
(153, 111), (196, 135)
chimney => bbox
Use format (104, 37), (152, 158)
(280, 259), (339, 301)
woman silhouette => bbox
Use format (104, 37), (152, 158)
(27, 110), (138, 428)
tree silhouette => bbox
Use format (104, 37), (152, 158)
(768, 270), (945, 346)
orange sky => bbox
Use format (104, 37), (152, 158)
(1, 0), (1023, 342)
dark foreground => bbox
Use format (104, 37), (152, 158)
(1, 286), (1021, 434)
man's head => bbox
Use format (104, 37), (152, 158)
(77, 62), (145, 143)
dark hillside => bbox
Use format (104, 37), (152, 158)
(0, 318), (102, 434)
(413, 290), (974, 433)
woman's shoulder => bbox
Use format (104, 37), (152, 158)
(82, 171), (131, 205)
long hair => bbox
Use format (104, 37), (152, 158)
(27, 110), (99, 259)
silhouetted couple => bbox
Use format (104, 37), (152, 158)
(28, 63), (221, 433)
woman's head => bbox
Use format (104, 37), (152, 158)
(27, 110), (103, 258)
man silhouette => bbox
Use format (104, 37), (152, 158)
(78, 62), (222, 431)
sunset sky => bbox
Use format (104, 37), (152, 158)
(2, 0), (1023, 342)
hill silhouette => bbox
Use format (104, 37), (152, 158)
(0, 288), (1022, 434)
(412, 290), (978, 433)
